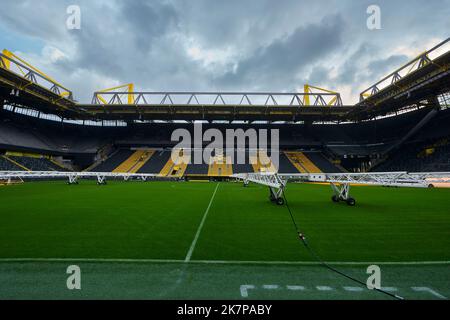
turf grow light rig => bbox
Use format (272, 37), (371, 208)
(234, 172), (450, 206)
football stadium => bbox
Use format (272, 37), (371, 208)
(0, 3), (450, 302)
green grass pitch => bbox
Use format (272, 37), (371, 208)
(0, 180), (449, 299)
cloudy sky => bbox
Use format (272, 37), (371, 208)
(0, 0), (449, 104)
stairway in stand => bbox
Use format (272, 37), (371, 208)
(250, 150), (278, 173)
(112, 149), (155, 173)
(284, 151), (322, 173)
(208, 151), (233, 176)
(159, 149), (189, 177)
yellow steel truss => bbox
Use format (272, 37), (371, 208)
(96, 83), (135, 105)
(303, 84), (339, 106)
(1, 49), (71, 98)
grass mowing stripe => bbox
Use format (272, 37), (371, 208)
(0, 258), (449, 266)
(184, 182), (220, 262)
(1, 182), (449, 262)
(190, 260), (450, 266)
(0, 181), (218, 260)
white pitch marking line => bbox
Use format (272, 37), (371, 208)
(343, 286), (364, 292)
(411, 287), (447, 299)
(240, 285), (255, 298)
(184, 182), (220, 262)
(286, 285), (305, 291)
(262, 285), (279, 289)
(0, 258), (185, 263)
(316, 286), (334, 291)
(188, 260), (450, 266)
(380, 287), (398, 292)
(0, 258), (449, 266)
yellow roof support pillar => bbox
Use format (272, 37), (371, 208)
(127, 83), (135, 104)
(304, 84), (339, 106)
(1, 49), (13, 70)
(96, 83), (135, 105)
(1, 49), (72, 98)
(303, 84), (311, 106)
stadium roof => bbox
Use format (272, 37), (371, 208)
(1, 38), (449, 122)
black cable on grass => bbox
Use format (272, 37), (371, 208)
(281, 191), (405, 300)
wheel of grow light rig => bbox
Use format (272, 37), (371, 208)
(346, 197), (356, 206)
(332, 195), (340, 203)
(276, 197), (285, 206)
(269, 193), (276, 202)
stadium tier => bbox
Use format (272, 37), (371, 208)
(0, 155), (23, 171)
(0, 152), (69, 172)
(112, 149), (155, 173)
(137, 149), (172, 174)
(374, 137), (450, 172)
(86, 148), (340, 176)
(92, 149), (135, 172)
(2, 105), (450, 175)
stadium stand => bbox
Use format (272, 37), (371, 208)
(185, 164), (209, 176)
(230, 150), (255, 174)
(277, 152), (300, 174)
(284, 152), (322, 173)
(374, 136), (450, 172)
(159, 149), (189, 177)
(304, 152), (341, 173)
(208, 151), (233, 176)
(92, 149), (135, 172)
(2, 102), (450, 175)
(112, 149), (154, 173)
(0, 152), (69, 172)
(249, 151), (277, 173)
(137, 150), (172, 174)
(8, 155), (66, 171)
(2, 155), (30, 171)
(0, 155), (24, 171)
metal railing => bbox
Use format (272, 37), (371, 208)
(0, 51), (73, 100)
(359, 38), (450, 102)
(91, 91), (343, 107)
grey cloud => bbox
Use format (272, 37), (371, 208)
(307, 65), (334, 87)
(120, 1), (179, 53)
(367, 54), (408, 78)
(0, 0), (449, 103)
(0, 0), (69, 41)
(215, 14), (346, 90)
(337, 47), (408, 85)
(336, 43), (376, 85)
